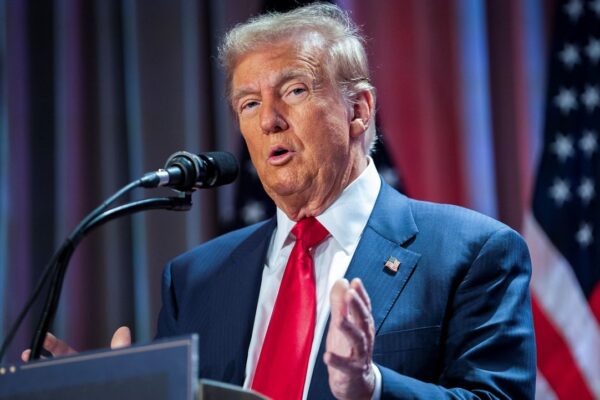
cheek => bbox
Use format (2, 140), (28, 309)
(239, 124), (261, 154)
(302, 103), (349, 147)
(314, 120), (350, 155)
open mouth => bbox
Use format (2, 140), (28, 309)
(268, 146), (294, 165)
(270, 147), (289, 157)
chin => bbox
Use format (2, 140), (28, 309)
(268, 184), (299, 198)
(264, 178), (307, 198)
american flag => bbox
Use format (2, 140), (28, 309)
(524, 0), (600, 398)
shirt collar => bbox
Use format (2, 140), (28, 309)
(268, 158), (381, 267)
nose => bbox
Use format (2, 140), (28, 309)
(259, 99), (288, 134)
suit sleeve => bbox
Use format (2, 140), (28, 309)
(379, 227), (536, 399)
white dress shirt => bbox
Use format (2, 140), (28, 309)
(243, 159), (382, 399)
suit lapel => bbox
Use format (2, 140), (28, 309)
(344, 182), (421, 332)
(345, 227), (421, 333)
(308, 181), (421, 398)
(203, 218), (276, 385)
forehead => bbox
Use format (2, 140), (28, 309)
(231, 38), (328, 92)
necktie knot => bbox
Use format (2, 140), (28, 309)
(291, 217), (329, 249)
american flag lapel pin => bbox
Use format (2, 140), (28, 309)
(384, 256), (400, 273)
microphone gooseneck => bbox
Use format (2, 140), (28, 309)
(140, 151), (239, 191)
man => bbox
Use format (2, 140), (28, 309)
(28, 4), (536, 399)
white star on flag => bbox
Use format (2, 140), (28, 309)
(549, 178), (572, 206)
(579, 130), (598, 157)
(554, 87), (578, 114)
(577, 177), (595, 205)
(559, 43), (580, 68)
(581, 85), (600, 112)
(575, 222), (593, 247)
(241, 200), (266, 224)
(380, 166), (399, 188)
(586, 37), (600, 64)
(564, 0), (584, 21)
(551, 133), (575, 162)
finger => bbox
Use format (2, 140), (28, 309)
(110, 326), (132, 349)
(350, 278), (372, 312)
(336, 316), (368, 358)
(44, 332), (76, 356)
(346, 288), (374, 338)
(21, 349), (52, 362)
(330, 279), (350, 322)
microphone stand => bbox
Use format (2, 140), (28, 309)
(0, 149), (239, 363)
(27, 192), (192, 360)
(0, 174), (192, 362)
(30, 193), (192, 360)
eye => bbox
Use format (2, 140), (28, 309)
(290, 87), (306, 96)
(239, 100), (260, 115)
(284, 85), (308, 103)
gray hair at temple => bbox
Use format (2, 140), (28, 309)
(218, 3), (377, 153)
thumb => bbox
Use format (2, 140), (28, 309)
(21, 349), (31, 362)
(110, 326), (132, 349)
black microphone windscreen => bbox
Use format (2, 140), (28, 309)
(202, 151), (240, 187)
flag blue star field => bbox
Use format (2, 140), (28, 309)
(525, 0), (600, 398)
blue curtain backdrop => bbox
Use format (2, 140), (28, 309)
(0, 0), (555, 367)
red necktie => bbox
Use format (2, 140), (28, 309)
(251, 217), (329, 400)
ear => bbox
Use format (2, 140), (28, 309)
(349, 90), (374, 139)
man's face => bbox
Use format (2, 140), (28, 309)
(231, 39), (365, 219)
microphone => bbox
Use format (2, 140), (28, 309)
(141, 151), (239, 191)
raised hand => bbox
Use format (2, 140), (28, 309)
(324, 278), (376, 400)
(21, 326), (131, 361)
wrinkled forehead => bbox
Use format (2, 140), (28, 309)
(227, 32), (334, 96)
(237, 32), (328, 71)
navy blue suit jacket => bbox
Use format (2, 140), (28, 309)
(156, 180), (536, 399)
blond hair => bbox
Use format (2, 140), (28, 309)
(219, 3), (377, 152)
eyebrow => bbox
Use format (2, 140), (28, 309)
(231, 68), (315, 106)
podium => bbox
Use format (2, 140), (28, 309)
(0, 335), (267, 400)
(0, 335), (197, 399)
